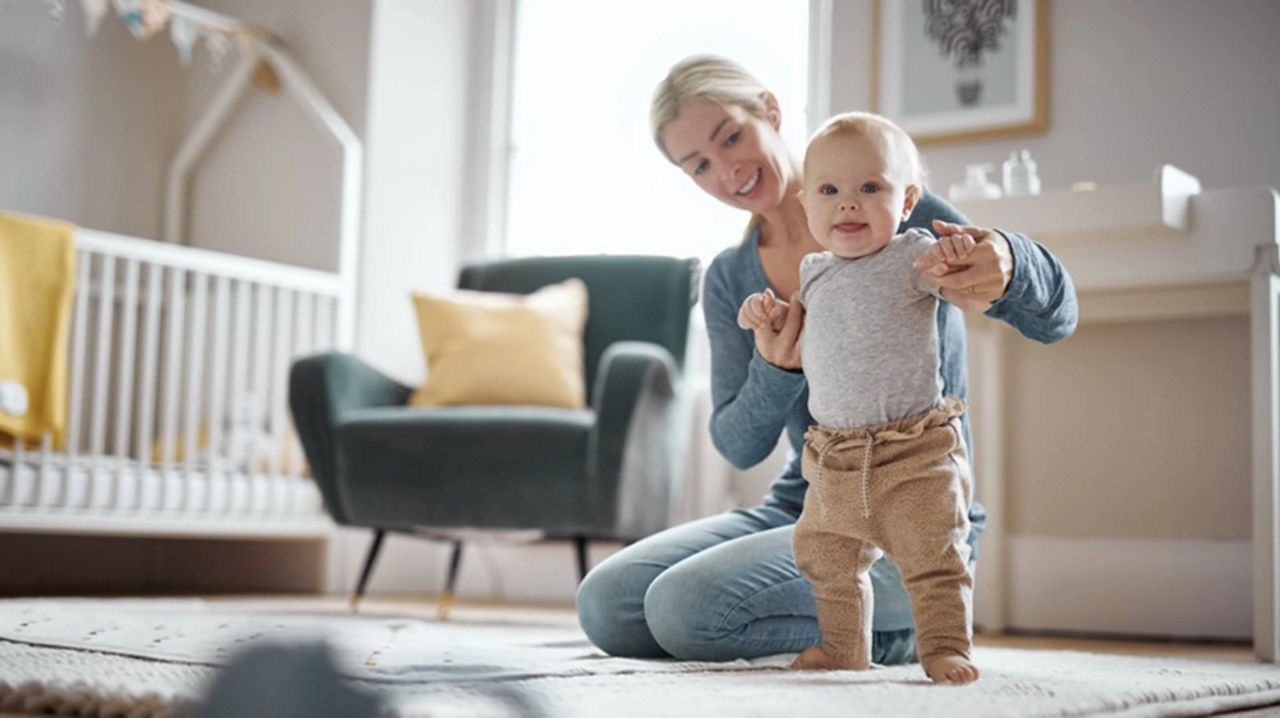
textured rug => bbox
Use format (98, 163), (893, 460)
(1, 599), (1279, 717)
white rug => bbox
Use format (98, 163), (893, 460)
(1, 599), (1279, 717)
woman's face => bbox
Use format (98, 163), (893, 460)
(659, 100), (793, 214)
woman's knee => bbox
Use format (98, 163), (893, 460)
(643, 566), (730, 661)
(576, 556), (665, 658)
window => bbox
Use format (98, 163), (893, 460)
(504, 0), (810, 265)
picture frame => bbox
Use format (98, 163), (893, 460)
(871, 0), (1049, 146)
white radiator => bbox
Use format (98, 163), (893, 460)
(0, 228), (341, 539)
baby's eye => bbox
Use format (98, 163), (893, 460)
(819, 184), (838, 196)
(693, 159), (709, 176)
(861, 182), (879, 194)
(725, 130), (740, 146)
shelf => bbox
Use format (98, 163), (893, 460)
(956, 165), (1278, 293)
(956, 164), (1202, 247)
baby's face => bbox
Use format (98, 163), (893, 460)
(801, 132), (915, 259)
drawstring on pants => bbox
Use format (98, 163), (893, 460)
(807, 397), (969, 524)
(858, 434), (874, 519)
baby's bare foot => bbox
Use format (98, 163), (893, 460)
(924, 654), (979, 684)
(789, 645), (867, 671)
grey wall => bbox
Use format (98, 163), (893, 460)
(0, 2), (184, 238)
(830, 0), (1280, 195)
(182, 0), (373, 272)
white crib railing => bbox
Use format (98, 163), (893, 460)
(0, 228), (343, 538)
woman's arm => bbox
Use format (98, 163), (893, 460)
(911, 190), (1078, 344)
(703, 259), (806, 470)
(983, 230), (1078, 343)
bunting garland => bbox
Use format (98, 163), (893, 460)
(59, 0), (259, 71)
(44, 0), (66, 23)
(168, 15), (198, 66)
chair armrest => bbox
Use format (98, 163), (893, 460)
(289, 351), (412, 525)
(587, 341), (686, 540)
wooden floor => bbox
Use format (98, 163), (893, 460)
(2, 595), (1277, 716)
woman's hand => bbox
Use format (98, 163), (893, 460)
(913, 219), (1015, 312)
(752, 289), (804, 370)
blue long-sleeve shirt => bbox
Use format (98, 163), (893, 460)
(703, 189), (1078, 523)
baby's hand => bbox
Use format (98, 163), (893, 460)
(738, 292), (768, 330)
(920, 232), (978, 276)
(737, 289), (789, 331)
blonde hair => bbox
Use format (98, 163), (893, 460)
(650, 54), (771, 163)
(804, 112), (927, 189)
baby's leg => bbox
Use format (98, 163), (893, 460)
(877, 429), (978, 683)
(791, 514), (882, 670)
(890, 530), (976, 682)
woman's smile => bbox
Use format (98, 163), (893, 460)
(734, 167), (762, 197)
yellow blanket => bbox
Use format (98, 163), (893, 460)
(0, 212), (77, 448)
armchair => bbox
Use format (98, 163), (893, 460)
(290, 254), (700, 613)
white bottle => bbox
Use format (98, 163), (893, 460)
(1002, 149), (1042, 196)
(948, 163), (1003, 203)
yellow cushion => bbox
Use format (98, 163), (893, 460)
(410, 278), (588, 408)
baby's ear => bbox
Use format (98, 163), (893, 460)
(796, 188), (807, 209)
(901, 184), (922, 220)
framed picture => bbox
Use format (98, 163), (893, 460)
(872, 0), (1049, 145)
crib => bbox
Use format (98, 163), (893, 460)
(0, 228), (339, 538)
(2, 2), (362, 542)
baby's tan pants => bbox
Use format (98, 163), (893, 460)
(793, 396), (973, 669)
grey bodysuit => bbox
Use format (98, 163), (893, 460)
(799, 227), (943, 429)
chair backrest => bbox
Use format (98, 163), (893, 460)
(458, 255), (701, 405)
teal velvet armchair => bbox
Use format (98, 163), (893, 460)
(289, 255), (701, 612)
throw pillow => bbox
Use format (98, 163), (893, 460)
(409, 278), (588, 408)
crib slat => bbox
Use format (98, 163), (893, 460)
(159, 267), (186, 509)
(10, 441), (24, 507)
(250, 284), (273, 512)
(136, 262), (163, 509)
(65, 252), (92, 498)
(207, 275), (231, 479)
(316, 296), (334, 351)
(113, 259), (140, 506)
(37, 432), (51, 507)
(228, 280), (251, 490)
(88, 255), (115, 477)
(183, 273), (209, 502)
(268, 289), (293, 484)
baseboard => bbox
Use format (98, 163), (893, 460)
(1006, 534), (1251, 639)
(331, 530), (625, 605)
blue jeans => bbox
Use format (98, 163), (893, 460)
(576, 505), (972, 665)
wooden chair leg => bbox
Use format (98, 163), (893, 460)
(574, 535), (589, 583)
(438, 540), (464, 620)
(350, 529), (386, 614)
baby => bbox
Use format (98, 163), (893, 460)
(738, 112), (980, 684)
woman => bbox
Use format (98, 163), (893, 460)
(576, 54), (1077, 665)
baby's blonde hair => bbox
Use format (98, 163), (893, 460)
(804, 112), (927, 189)
(650, 54), (771, 163)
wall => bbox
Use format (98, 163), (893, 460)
(182, 0), (373, 272)
(355, 0), (473, 384)
(829, 0), (1280, 194)
(0, 3), (184, 237)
